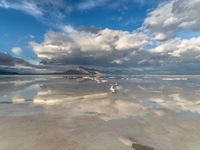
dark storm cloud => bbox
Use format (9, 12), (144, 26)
(0, 52), (31, 66)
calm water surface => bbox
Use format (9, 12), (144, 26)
(0, 75), (200, 150)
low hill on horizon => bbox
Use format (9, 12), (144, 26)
(65, 66), (104, 76)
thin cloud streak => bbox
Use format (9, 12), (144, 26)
(0, 0), (43, 17)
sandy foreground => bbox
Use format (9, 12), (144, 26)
(0, 75), (200, 150)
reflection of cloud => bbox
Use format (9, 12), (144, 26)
(12, 97), (26, 104)
(3, 76), (200, 121)
(33, 91), (108, 106)
(33, 89), (147, 121)
(118, 137), (135, 146)
(148, 94), (200, 114)
(27, 76), (200, 122)
(161, 77), (188, 81)
(72, 99), (147, 121)
(0, 84), (40, 103)
(1, 77), (200, 150)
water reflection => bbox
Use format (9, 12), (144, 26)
(0, 75), (200, 150)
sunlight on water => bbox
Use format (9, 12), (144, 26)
(0, 75), (200, 150)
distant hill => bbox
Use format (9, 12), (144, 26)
(65, 67), (103, 76)
(0, 70), (19, 75)
(0, 66), (125, 75)
(0, 67), (20, 75)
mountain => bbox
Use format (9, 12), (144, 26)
(0, 70), (19, 75)
(65, 67), (103, 76)
(0, 68), (19, 75)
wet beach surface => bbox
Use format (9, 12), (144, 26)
(0, 75), (200, 150)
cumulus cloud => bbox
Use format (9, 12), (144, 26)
(151, 37), (200, 58)
(154, 33), (168, 41)
(144, 0), (200, 39)
(11, 47), (22, 56)
(29, 27), (200, 73)
(30, 28), (150, 66)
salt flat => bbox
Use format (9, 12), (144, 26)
(0, 75), (200, 150)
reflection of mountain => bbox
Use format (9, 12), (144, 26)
(65, 66), (103, 76)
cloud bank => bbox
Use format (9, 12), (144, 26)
(30, 29), (150, 67)
(0, 52), (29, 67)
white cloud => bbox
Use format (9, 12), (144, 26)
(11, 47), (22, 56)
(144, 0), (200, 39)
(61, 25), (77, 33)
(151, 37), (200, 58)
(76, 0), (110, 10)
(29, 25), (200, 70)
(154, 33), (168, 41)
(111, 59), (123, 65)
(0, 0), (73, 32)
(0, 0), (43, 17)
(76, 0), (159, 11)
(30, 28), (150, 66)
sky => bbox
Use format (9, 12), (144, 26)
(0, 0), (200, 74)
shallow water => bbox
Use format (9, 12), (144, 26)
(0, 75), (200, 150)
